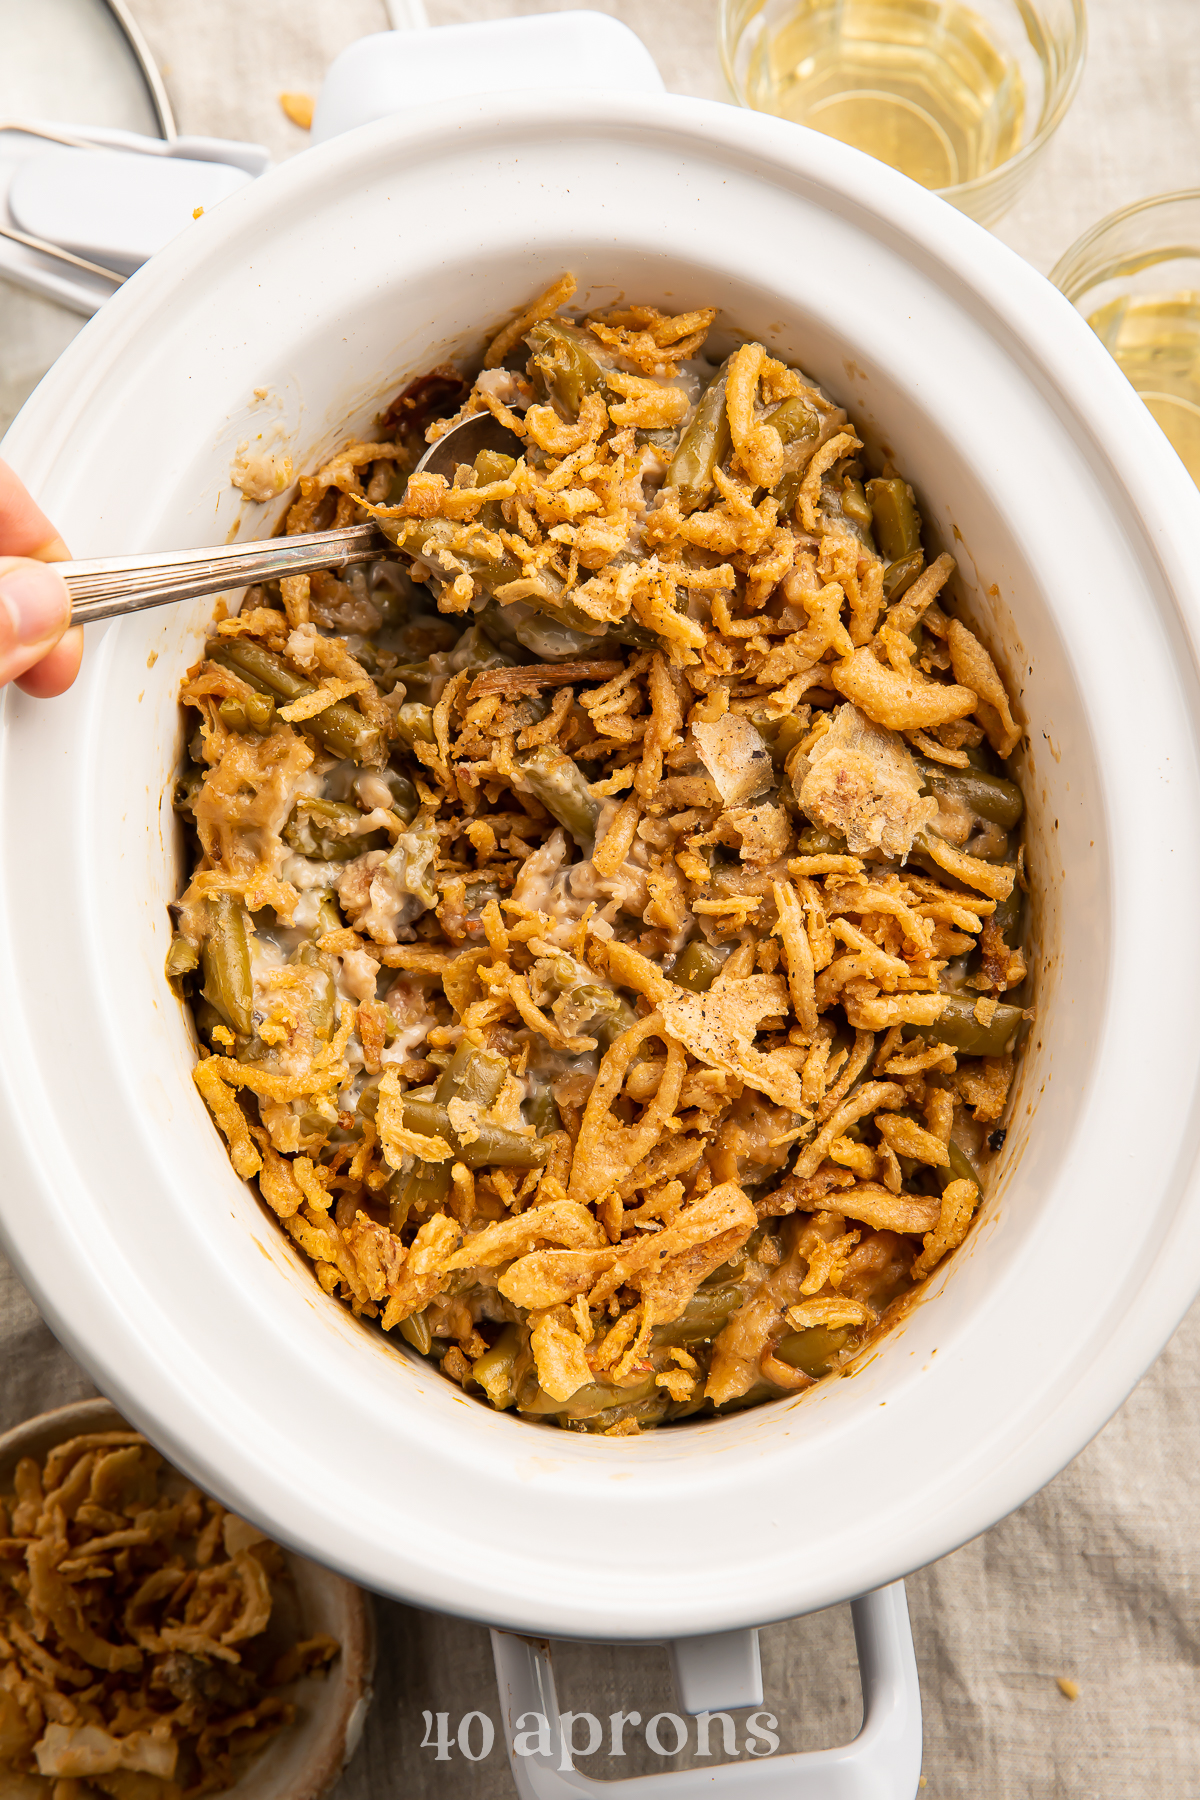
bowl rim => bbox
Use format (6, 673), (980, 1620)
(4, 88), (1200, 1638)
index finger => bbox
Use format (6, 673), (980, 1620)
(0, 460), (70, 561)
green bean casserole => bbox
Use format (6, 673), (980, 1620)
(169, 277), (1031, 1434)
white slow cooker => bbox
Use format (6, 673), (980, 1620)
(4, 60), (1200, 1800)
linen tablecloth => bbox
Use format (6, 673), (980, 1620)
(3, 2), (1199, 1791)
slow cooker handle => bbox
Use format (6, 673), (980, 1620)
(490, 1580), (922, 1798)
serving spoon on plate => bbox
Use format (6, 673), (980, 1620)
(54, 412), (523, 626)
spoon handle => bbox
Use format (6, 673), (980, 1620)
(59, 521), (382, 625)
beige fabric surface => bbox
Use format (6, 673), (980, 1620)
(3, 1), (1200, 1792)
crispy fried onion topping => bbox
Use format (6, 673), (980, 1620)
(1, 1433), (337, 1790)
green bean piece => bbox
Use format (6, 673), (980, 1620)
(821, 463), (875, 548)
(987, 885), (1022, 946)
(474, 602), (526, 655)
(305, 965), (337, 1040)
(526, 320), (606, 419)
(293, 1107), (331, 1142)
(459, 1116), (554, 1172)
(237, 691), (275, 732)
(593, 997), (639, 1051)
(667, 358), (732, 513)
(357, 1076), (383, 1123)
(672, 940), (728, 994)
(937, 1139), (980, 1191)
(573, 984), (624, 1029)
(918, 762), (1025, 831)
(386, 661), (433, 707)
(518, 745), (600, 848)
(308, 796), (360, 830)
(283, 797), (378, 863)
(209, 636), (312, 696)
(559, 1391), (673, 1431)
(385, 1052), (482, 1223)
(390, 1160), (451, 1232)
(866, 476), (921, 561)
(435, 1041), (510, 1110)
(565, 1375), (662, 1421)
(464, 878), (503, 923)
(774, 1325), (852, 1378)
(475, 494), (507, 535)
(250, 691), (275, 731)
(968, 829), (1010, 866)
(474, 449), (517, 484)
(445, 625), (515, 677)
(401, 1098), (551, 1171)
(759, 712), (807, 768)
(883, 551), (925, 602)
(414, 1161), (453, 1210)
(796, 825), (849, 855)
(840, 477), (873, 533)
(772, 468), (803, 522)
(524, 1086), (562, 1137)
(602, 614), (664, 654)
(937, 954), (973, 998)
(165, 933), (199, 980)
(590, 998), (634, 1046)
(920, 993), (1025, 1057)
(637, 427), (680, 455)
(200, 893), (254, 1037)
(366, 767), (418, 823)
(518, 1373), (659, 1418)
(765, 395), (821, 449)
(395, 702), (436, 748)
(472, 1324), (521, 1409)
(390, 644), (437, 675)
(398, 1310), (433, 1356)
(311, 893), (343, 939)
(702, 1237), (759, 1291)
(208, 640), (381, 764)
(652, 1284), (742, 1347)
(218, 697), (248, 734)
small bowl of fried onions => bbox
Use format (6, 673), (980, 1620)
(0, 1399), (372, 1800)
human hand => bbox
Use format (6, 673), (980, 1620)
(0, 459), (81, 696)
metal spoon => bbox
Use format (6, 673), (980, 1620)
(56, 411), (524, 626)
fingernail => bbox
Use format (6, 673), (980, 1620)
(0, 562), (69, 644)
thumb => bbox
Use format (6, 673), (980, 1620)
(0, 557), (72, 687)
